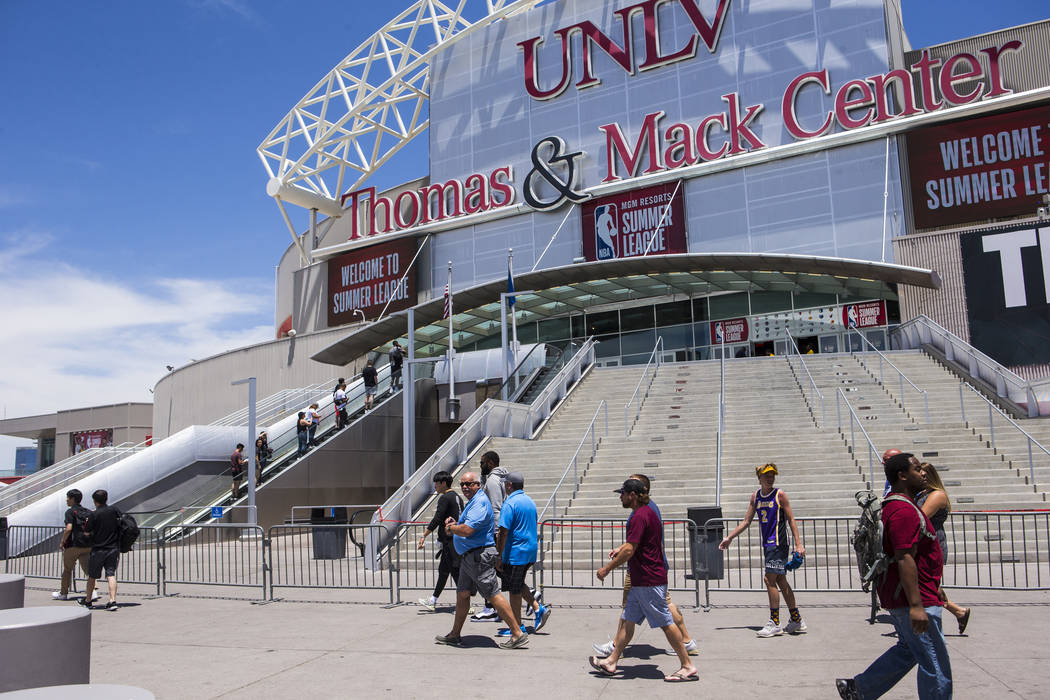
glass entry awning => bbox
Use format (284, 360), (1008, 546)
(312, 253), (941, 365)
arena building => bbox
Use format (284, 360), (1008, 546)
(143, 0), (1050, 439)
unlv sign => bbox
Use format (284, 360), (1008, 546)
(518, 0), (732, 100)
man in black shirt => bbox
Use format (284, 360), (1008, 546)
(390, 341), (404, 390)
(53, 489), (98, 601)
(362, 359), (379, 410)
(416, 470), (463, 611)
(81, 489), (121, 611)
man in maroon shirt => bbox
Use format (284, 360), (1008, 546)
(837, 453), (951, 699)
(588, 478), (698, 683)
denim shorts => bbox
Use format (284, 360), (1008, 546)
(622, 584), (673, 629)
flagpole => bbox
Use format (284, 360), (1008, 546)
(447, 261), (454, 401)
(509, 249), (518, 374)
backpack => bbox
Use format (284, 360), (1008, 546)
(851, 490), (935, 623)
(117, 511), (140, 553)
(68, 505), (92, 548)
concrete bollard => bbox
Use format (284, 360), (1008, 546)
(0, 607), (91, 692)
(0, 574), (25, 610)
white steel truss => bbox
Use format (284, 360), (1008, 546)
(258, 0), (542, 217)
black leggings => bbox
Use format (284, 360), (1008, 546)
(433, 545), (460, 598)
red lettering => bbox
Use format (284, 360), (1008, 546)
(600, 111), (666, 182)
(489, 167), (514, 207)
(834, 79), (874, 130)
(564, 20), (633, 90)
(722, 93), (765, 155)
(419, 179), (464, 224)
(910, 50), (943, 112)
(631, 0), (697, 72)
(677, 0), (732, 53)
(518, 35), (571, 101)
(869, 69), (921, 123)
(463, 173), (489, 214)
(939, 52), (983, 105)
(394, 191), (420, 229)
(696, 113), (728, 161)
(981, 41), (1022, 98)
(781, 69), (833, 139)
(663, 123), (695, 168)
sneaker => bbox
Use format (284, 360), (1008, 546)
(684, 639), (699, 656)
(526, 588), (543, 615)
(91, 590), (101, 602)
(592, 640), (614, 657)
(418, 597), (436, 612)
(105, 600), (118, 612)
(467, 605), (477, 615)
(52, 592), (69, 600)
(784, 619), (807, 634)
(836, 678), (860, 699)
(496, 625), (527, 637)
(498, 632), (529, 649)
(434, 634), (462, 646)
(756, 620), (783, 638)
(77, 597), (93, 610)
(534, 604), (552, 632)
(471, 607), (498, 622)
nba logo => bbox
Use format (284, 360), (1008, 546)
(594, 204), (618, 260)
(714, 322), (724, 343)
(846, 305), (859, 328)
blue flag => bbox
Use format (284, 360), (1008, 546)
(507, 266), (515, 308)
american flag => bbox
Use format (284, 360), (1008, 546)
(442, 267), (452, 319)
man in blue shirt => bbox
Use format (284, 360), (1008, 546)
(435, 471), (529, 650)
(496, 472), (551, 636)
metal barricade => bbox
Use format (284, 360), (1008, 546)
(268, 524), (394, 602)
(4, 525), (162, 595)
(160, 524), (266, 600)
(942, 511), (1050, 590)
(538, 518), (701, 606)
(393, 523), (445, 603)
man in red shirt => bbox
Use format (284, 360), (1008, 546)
(837, 453), (952, 699)
(588, 479), (698, 683)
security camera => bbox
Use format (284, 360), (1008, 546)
(288, 329), (297, 337)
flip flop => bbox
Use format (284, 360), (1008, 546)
(588, 655), (616, 677)
(664, 670), (699, 683)
(958, 608), (971, 635)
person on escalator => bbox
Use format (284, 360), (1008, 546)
(334, 381), (348, 429)
(255, 432), (271, 484)
(308, 404), (321, 446)
(390, 341), (404, 390)
(230, 444), (247, 500)
(296, 411), (311, 457)
(362, 359), (378, 411)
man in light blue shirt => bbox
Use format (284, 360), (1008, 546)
(497, 472), (551, 634)
(435, 471), (529, 650)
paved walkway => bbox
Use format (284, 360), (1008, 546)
(21, 585), (1050, 698)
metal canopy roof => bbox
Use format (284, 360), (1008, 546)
(311, 253), (941, 366)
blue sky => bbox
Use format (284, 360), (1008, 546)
(1, 0), (1048, 470)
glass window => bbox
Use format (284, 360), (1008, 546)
(516, 321), (538, 344)
(621, 328), (657, 355)
(587, 310), (619, 335)
(656, 323), (693, 351)
(886, 299), (900, 323)
(537, 317), (570, 342)
(620, 353), (651, 366)
(656, 300), (692, 327)
(595, 334), (621, 358)
(793, 292), (837, 309)
(693, 322), (711, 347)
(571, 314), (585, 339)
(475, 335), (501, 350)
(620, 305), (654, 332)
(840, 294), (876, 304)
(709, 293), (749, 319)
(750, 291), (792, 314)
(692, 297), (709, 322)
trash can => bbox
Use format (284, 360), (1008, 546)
(310, 507), (348, 559)
(686, 506), (724, 580)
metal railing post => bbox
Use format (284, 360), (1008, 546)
(988, 403), (996, 450)
(960, 382), (966, 423)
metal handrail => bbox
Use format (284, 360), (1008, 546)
(623, 336), (664, 438)
(784, 333), (826, 428)
(539, 401), (608, 522)
(849, 327), (929, 423)
(893, 314), (1041, 416)
(958, 380), (1050, 487)
(835, 387), (882, 488)
(498, 342), (564, 402)
(715, 392), (724, 507)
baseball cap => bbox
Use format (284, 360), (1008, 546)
(756, 463), (778, 476)
(505, 472), (524, 488)
(615, 478), (647, 495)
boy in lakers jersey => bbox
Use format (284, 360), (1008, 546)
(719, 463), (807, 637)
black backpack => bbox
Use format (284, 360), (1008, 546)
(68, 505), (92, 548)
(117, 511), (140, 553)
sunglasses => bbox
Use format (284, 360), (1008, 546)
(460, 481), (479, 487)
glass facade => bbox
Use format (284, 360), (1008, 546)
(466, 292), (899, 365)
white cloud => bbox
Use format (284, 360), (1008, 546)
(0, 236), (273, 465)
